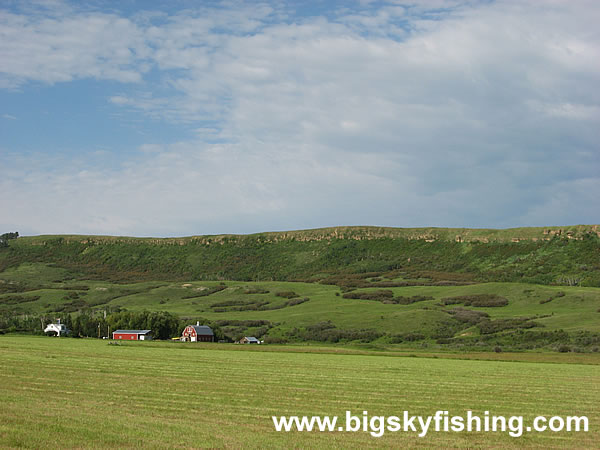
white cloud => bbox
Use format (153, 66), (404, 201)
(1, 0), (599, 235)
(528, 101), (600, 120)
(0, 7), (148, 88)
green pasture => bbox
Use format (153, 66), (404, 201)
(0, 336), (598, 448)
(1, 263), (599, 340)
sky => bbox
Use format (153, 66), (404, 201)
(1, 0), (599, 237)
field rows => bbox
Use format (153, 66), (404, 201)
(1, 336), (598, 448)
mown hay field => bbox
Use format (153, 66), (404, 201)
(0, 336), (598, 448)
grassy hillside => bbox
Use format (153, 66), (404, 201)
(1, 262), (599, 351)
(1, 226), (599, 350)
(1, 225), (599, 286)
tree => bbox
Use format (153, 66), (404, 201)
(0, 232), (19, 248)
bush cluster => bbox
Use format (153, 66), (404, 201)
(243, 287), (270, 294)
(214, 319), (272, 327)
(287, 321), (383, 343)
(182, 285), (227, 299)
(442, 294), (508, 307)
(211, 295), (309, 313)
(211, 299), (271, 312)
(0, 295), (40, 305)
(343, 290), (393, 300)
(446, 307), (489, 324)
(540, 291), (566, 305)
(53, 299), (88, 313)
(274, 291), (298, 298)
(477, 317), (538, 334)
(384, 295), (434, 305)
(342, 290), (433, 305)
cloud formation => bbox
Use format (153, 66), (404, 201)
(1, 0), (599, 236)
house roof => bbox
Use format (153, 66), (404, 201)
(190, 325), (214, 336)
(244, 336), (260, 342)
(113, 330), (152, 334)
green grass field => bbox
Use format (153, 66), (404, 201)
(1, 336), (598, 448)
(2, 262), (599, 348)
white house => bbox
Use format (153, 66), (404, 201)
(44, 319), (68, 337)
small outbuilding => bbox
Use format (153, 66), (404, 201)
(239, 336), (260, 344)
(112, 330), (152, 341)
(181, 322), (214, 342)
(44, 319), (68, 337)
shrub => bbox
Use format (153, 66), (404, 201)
(343, 290), (433, 305)
(442, 294), (508, 307)
(0, 295), (40, 305)
(290, 321), (384, 343)
(285, 297), (309, 307)
(215, 319), (272, 327)
(264, 336), (288, 344)
(388, 334), (403, 344)
(446, 308), (489, 324)
(391, 295), (434, 305)
(211, 298), (254, 308)
(53, 298), (89, 313)
(182, 285), (227, 299)
(478, 318), (538, 334)
(243, 287), (270, 294)
(402, 332), (425, 342)
(343, 290), (394, 301)
(275, 291), (298, 298)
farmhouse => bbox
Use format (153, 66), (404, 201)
(44, 319), (68, 337)
(112, 330), (152, 340)
(239, 336), (260, 344)
(181, 322), (214, 342)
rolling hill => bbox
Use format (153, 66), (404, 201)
(1, 225), (599, 350)
(1, 225), (599, 285)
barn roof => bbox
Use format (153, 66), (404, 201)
(113, 330), (152, 334)
(191, 325), (214, 336)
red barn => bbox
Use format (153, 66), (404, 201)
(181, 322), (214, 342)
(112, 330), (152, 341)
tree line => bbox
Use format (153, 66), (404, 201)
(0, 310), (226, 341)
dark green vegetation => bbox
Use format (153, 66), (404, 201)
(0, 231), (18, 248)
(1, 225), (599, 285)
(1, 226), (599, 351)
(1, 336), (598, 448)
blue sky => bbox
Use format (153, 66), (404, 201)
(1, 0), (599, 237)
